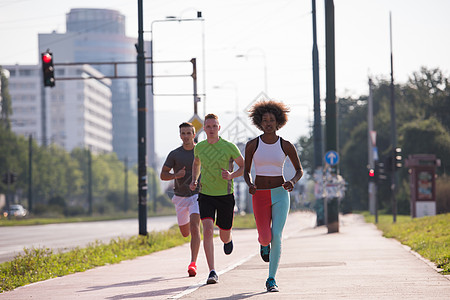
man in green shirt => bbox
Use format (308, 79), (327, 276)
(190, 113), (244, 285)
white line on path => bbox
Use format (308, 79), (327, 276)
(169, 253), (257, 299)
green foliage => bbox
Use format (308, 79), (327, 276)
(297, 135), (314, 178)
(401, 118), (450, 175)
(436, 175), (450, 214)
(335, 67), (450, 213)
(233, 213), (256, 228)
(0, 123), (170, 216)
(364, 213), (450, 274)
(0, 66), (12, 129)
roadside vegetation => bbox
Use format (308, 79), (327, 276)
(0, 210), (173, 227)
(363, 212), (450, 275)
(298, 67), (450, 215)
(0, 213), (256, 293)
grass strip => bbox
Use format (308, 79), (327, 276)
(363, 212), (450, 274)
(0, 226), (189, 292)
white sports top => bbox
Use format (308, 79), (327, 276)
(253, 136), (287, 176)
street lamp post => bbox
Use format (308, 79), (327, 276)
(236, 47), (268, 95)
(150, 13), (205, 114)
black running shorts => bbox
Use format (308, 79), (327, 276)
(198, 193), (235, 230)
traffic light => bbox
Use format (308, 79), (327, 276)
(2, 172), (17, 184)
(376, 162), (387, 181)
(41, 51), (55, 87)
(368, 168), (376, 182)
(394, 147), (402, 169)
(384, 155), (393, 172)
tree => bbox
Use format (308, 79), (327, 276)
(297, 135), (314, 178)
(0, 66), (12, 130)
(401, 118), (450, 175)
(336, 67), (450, 213)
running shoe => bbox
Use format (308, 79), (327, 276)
(187, 262), (197, 277)
(223, 240), (233, 255)
(260, 244), (270, 262)
(265, 277), (279, 292)
(206, 270), (218, 284)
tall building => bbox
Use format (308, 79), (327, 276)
(5, 64), (113, 154)
(38, 8), (154, 166)
(4, 65), (42, 141)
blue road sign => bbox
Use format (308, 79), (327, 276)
(324, 150), (339, 166)
(373, 147), (379, 161)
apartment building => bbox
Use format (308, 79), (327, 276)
(5, 64), (113, 154)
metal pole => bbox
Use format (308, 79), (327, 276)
(201, 15), (207, 116)
(6, 170), (11, 219)
(88, 148), (92, 216)
(28, 135), (33, 212)
(40, 79), (47, 147)
(312, 0), (322, 169)
(192, 58), (198, 115)
(312, 0), (324, 226)
(368, 79), (376, 215)
(389, 12), (397, 223)
(124, 156), (128, 212)
(325, 0), (339, 233)
(153, 172), (157, 213)
(137, 0), (148, 235)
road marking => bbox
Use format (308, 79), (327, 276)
(169, 253), (256, 299)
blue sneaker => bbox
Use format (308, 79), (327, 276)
(260, 245), (270, 262)
(266, 277), (279, 292)
(207, 270), (218, 284)
(224, 240), (233, 255)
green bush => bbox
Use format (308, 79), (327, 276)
(436, 175), (450, 213)
(64, 205), (85, 217)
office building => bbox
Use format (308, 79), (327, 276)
(38, 8), (154, 166)
(5, 64), (113, 153)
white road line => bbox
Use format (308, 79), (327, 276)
(169, 253), (257, 299)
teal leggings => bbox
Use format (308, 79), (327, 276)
(252, 186), (290, 278)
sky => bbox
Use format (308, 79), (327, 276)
(1, 0), (449, 161)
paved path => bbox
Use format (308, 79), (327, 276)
(1, 212), (449, 299)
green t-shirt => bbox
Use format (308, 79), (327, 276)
(194, 137), (241, 196)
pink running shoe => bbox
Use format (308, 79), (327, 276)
(188, 262), (197, 277)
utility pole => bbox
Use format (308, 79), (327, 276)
(40, 76), (47, 147)
(137, 0), (148, 235)
(28, 135), (33, 212)
(311, 0), (324, 226)
(124, 156), (128, 212)
(389, 12), (398, 223)
(368, 79), (376, 215)
(87, 148), (92, 216)
(192, 58), (199, 115)
(325, 0), (339, 233)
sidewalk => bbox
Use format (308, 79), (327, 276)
(1, 212), (449, 299)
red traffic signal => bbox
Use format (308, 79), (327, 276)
(42, 53), (52, 64)
(41, 51), (55, 87)
(368, 168), (375, 182)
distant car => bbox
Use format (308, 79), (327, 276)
(6, 204), (28, 218)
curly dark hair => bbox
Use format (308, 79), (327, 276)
(248, 100), (290, 131)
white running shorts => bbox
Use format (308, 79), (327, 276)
(172, 194), (199, 226)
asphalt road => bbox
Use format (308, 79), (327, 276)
(0, 215), (177, 263)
